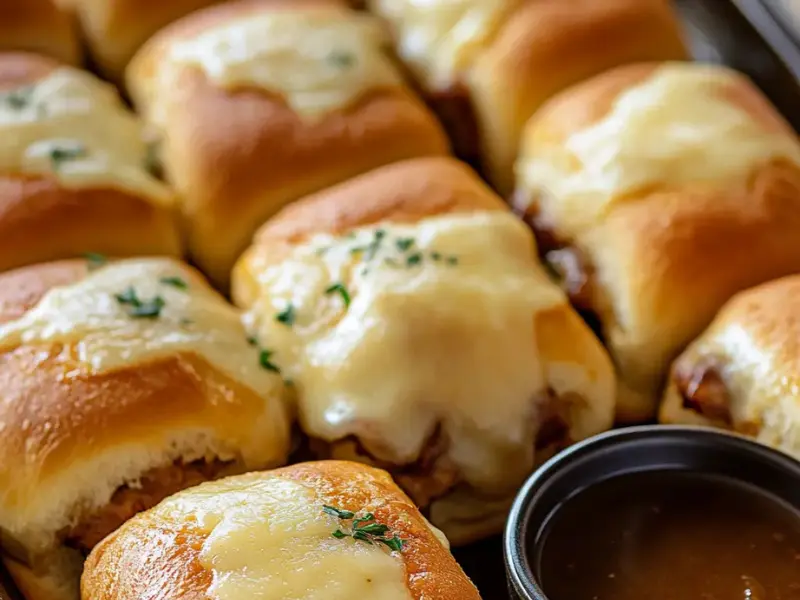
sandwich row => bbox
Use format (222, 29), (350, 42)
(2, 147), (800, 596)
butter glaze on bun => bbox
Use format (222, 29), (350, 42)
(126, 0), (449, 287)
(0, 257), (290, 600)
(0, 52), (182, 273)
(234, 157), (615, 545)
(81, 461), (481, 600)
(513, 62), (800, 422)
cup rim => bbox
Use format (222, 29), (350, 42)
(503, 424), (800, 599)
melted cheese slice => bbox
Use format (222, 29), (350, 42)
(166, 8), (403, 121)
(157, 475), (412, 600)
(0, 67), (172, 205)
(516, 63), (800, 234)
(369, 0), (519, 90)
(244, 211), (565, 491)
(0, 258), (282, 401)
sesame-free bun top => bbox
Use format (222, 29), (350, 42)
(661, 275), (800, 459)
(0, 257), (289, 597)
(0, 0), (80, 65)
(126, 0), (449, 288)
(513, 61), (800, 422)
(82, 461), (481, 600)
(234, 157), (615, 544)
(370, 0), (688, 192)
(57, 0), (225, 81)
(0, 52), (181, 273)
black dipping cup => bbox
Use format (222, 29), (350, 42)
(503, 425), (800, 600)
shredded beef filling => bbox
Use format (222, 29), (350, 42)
(427, 85), (483, 174)
(62, 459), (233, 554)
(674, 360), (732, 424)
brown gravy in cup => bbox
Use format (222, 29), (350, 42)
(538, 470), (800, 599)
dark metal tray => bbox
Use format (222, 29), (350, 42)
(1, 1), (799, 599)
(457, 1), (800, 597)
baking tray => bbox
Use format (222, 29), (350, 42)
(1, 1), (799, 598)
(454, 0), (800, 597)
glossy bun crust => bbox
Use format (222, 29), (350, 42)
(0, 258), (289, 600)
(234, 157), (615, 545)
(81, 461), (481, 600)
(0, 53), (181, 274)
(61, 0), (225, 81)
(127, 0), (449, 288)
(513, 62), (800, 423)
(661, 275), (800, 459)
(0, 0), (80, 65)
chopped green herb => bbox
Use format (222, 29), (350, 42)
(180, 317), (193, 326)
(3, 87), (33, 110)
(324, 505), (405, 552)
(446, 256), (459, 266)
(129, 296), (165, 318)
(114, 286), (166, 318)
(246, 335), (258, 347)
(49, 144), (86, 170)
(323, 505), (355, 520)
(275, 303), (296, 326)
(83, 252), (107, 270)
(395, 238), (414, 252)
(259, 349), (280, 373)
(406, 253), (422, 267)
(325, 282), (351, 307)
(431, 252), (442, 261)
(159, 276), (188, 290)
(328, 51), (355, 68)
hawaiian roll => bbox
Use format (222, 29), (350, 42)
(233, 157), (615, 544)
(0, 52), (181, 273)
(126, 0), (449, 287)
(0, 257), (290, 600)
(512, 62), (800, 422)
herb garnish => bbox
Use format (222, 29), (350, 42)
(275, 303), (296, 326)
(323, 505), (405, 552)
(328, 51), (355, 68)
(247, 335), (258, 346)
(3, 87), (33, 110)
(159, 276), (188, 290)
(84, 252), (107, 270)
(395, 238), (414, 252)
(405, 252), (422, 267)
(49, 144), (86, 170)
(325, 283), (351, 307)
(259, 349), (281, 373)
(114, 286), (165, 318)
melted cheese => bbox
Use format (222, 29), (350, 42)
(369, 0), (519, 89)
(244, 211), (565, 491)
(166, 9), (403, 121)
(157, 475), (412, 600)
(0, 258), (282, 401)
(515, 63), (800, 234)
(0, 67), (172, 205)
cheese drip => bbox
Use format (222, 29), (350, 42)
(245, 211), (565, 491)
(0, 258), (281, 400)
(166, 9), (403, 121)
(0, 67), (172, 205)
(369, 0), (519, 90)
(157, 476), (412, 600)
(516, 63), (800, 233)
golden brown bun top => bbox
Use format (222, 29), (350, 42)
(0, 258), (289, 557)
(0, 1), (80, 65)
(82, 461), (481, 600)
